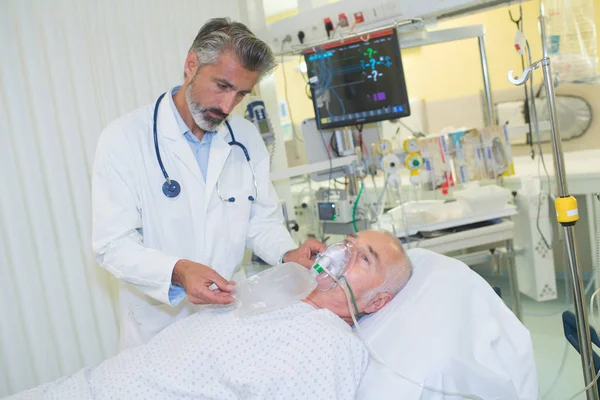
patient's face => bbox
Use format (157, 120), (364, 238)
(305, 230), (406, 321)
(342, 231), (400, 301)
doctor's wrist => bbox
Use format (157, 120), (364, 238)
(172, 259), (190, 286)
(282, 250), (296, 264)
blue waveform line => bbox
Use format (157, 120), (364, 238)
(329, 87), (346, 117)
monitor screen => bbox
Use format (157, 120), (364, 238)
(304, 28), (410, 130)
(317, 202), (337, 221)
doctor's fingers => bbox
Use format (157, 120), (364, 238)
(304, 239), (327, 257)
(188, 288), (234, 305)
(205, 270), (235, 292)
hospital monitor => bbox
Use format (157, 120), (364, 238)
(304, 28), (410, 131)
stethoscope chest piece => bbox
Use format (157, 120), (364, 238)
(162, 179), (181, 198)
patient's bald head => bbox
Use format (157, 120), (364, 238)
(305, 230), (413, 324)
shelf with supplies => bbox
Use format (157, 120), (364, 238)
(374, 205), (518, 236)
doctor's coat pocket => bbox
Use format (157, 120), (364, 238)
(224, 196), (252, 246)
(152, 190), (196, 240)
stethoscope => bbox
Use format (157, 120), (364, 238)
(153, 92), (258, 202)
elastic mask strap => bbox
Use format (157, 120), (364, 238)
(342, 277), (360, 317)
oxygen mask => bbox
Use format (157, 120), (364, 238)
(311, 241), (355, 291)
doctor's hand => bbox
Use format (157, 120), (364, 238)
(283, 239), (326, 269)
(172, 260), (235, 305)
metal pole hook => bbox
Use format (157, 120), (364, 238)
(508, 60), (543, 86)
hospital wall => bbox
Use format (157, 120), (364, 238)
(272, 0), (600, 165)
(0, 0), (244, 396)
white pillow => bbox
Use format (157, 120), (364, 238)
(356, 248), (539, 400)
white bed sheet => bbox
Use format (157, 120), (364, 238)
(356, 248), (539, 400)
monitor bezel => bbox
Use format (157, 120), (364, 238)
(304, 27), (410, 131)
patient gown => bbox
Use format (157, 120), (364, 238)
(8, 302), (368, 400)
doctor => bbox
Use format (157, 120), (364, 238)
(92, 17), (324, 349)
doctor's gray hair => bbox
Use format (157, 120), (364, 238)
(362, 231), (413, 303)
(187, 17), (276, 79)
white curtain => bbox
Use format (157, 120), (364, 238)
(0, 0), (240, 396)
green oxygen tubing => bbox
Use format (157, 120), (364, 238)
(352, 182), (364, 233)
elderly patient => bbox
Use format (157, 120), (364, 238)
(10, 230), (412, 400)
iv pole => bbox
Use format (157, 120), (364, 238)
(508, 5), (598, 398)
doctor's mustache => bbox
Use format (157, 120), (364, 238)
(202, 108), (228, 119)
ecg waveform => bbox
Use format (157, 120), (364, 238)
(311, 46), (395, 88)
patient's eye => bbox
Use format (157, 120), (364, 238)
(362, 255), (370, 264)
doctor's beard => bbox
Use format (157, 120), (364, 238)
(185, 84), (228, 132)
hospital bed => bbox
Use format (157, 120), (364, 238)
(356, 248), (539, 399)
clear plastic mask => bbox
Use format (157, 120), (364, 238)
(311, 241), (355, 291)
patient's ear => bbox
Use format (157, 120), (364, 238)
(364, 292), (392, 314)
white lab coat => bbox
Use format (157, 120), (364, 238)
(91, 88), (297, 349)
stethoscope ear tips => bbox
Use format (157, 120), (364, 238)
(228, 197), (236, 203)
(162, 180), (181, 198)
(248, 196), (255, 201)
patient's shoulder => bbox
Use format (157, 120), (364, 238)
(313, 308), (356, 334)
(295, 309), (370, 382)
(304, 309), (366, 352)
